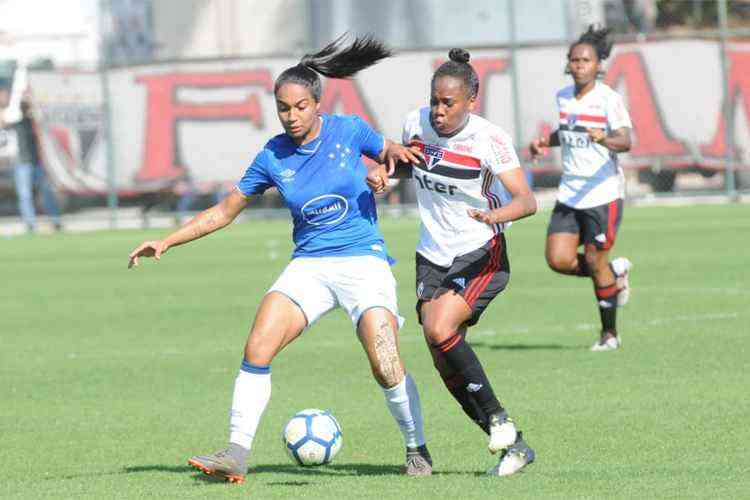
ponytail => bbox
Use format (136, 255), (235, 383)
(275, 33), (392, 101)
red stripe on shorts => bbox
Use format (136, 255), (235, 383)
(603, 200), (618, 250)
(464, 235), (503, 307)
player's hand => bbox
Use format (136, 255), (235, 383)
(384, 143), (424, 175)
(467, 208), (498, 226)
(529, 137), (549, 158)
(587, 128), (607, 144)
(128, 240), (169, 269)
(366, 168), (388, 194)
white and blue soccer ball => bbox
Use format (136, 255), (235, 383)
(282, 409), (343, 466)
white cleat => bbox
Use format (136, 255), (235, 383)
(590, 332), (621, 352)
(488, 413), (518, 454)
(487, 433), (535, 476)
(610, 257), (632, 306)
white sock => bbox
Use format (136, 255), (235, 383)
(382, 373), (426, 448)
(228, 362), (272, 451)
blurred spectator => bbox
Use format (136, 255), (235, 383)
(0, 70), (62, 233)
(623, 0), (657, 34)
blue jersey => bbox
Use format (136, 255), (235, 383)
(237, 114), (390, 260)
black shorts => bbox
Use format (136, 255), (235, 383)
(416, 233), (510, 327)
(547, 199), (623, 250)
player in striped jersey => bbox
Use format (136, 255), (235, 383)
(369, 48), (537, 476)
(530, 26), (633, 352)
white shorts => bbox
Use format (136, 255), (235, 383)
(268, 255), (404, 329)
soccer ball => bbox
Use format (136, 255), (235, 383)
(282, 409), (342, 466)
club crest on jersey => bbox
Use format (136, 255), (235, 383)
(423, 144), (444, 170)
(567, 113), (578, 127)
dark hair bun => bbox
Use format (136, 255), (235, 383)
(448, 48), (470, 63)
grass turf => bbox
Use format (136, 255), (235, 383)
(1, 203), (748, 499)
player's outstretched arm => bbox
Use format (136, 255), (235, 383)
(128, 188), (249, 268)
(379, 139), (424, 175)
(529, 130), (560, 158)
(467, 168), (537, 226)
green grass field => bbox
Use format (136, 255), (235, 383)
(2, 204), (748, 499)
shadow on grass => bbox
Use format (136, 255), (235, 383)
(120, 462), (479, 483)
(472, 341), (580, 351)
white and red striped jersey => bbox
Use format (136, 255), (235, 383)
(556, 81), (632, 209)
(402, 107), (521, 267)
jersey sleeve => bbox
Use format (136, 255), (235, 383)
(484, 131), (521, 176)
(606, 92), (632, 131)
(236, 150), (274, 196)
(401, 119), (411, 145)
(351, 115), (385, 159)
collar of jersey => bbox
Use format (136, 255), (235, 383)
(296, 116), (326, 155)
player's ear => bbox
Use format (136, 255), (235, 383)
(467, 93), (478, 113)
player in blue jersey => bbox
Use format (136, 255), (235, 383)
(127, 35), (432, 483)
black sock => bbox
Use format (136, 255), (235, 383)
(434, 333), (503, 418)
(441, 372), (490, 434)
(595, 283), (619, 333)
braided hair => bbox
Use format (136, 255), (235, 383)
(432, 48), (479, 98)
(568, 24), (613, 62)
(274, 33), (392, 102)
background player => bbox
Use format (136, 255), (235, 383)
(370, 48), (537, 476)
(128, 35), (431, 484)
(529, 25), (633, 352)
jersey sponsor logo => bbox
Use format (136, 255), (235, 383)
(301, 194), (349, 226)
(414, 171), (458, 195)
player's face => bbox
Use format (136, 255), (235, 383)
(430, 76), (476, 136)
(567, 44), (600, 88)
(275, 83), (321, 144)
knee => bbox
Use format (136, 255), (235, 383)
(546, 251), (575, 273)
(422, 317), (456, 346)
(243, 328), (275, 366)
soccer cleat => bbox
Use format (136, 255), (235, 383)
(610, 257), (632, 306)
(488, 412), (518, 454)
(405, 444), (433, 476)
(187, 449), (246, 484)
(590, 331), (621, 352)
(487, 432), (535, 476)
